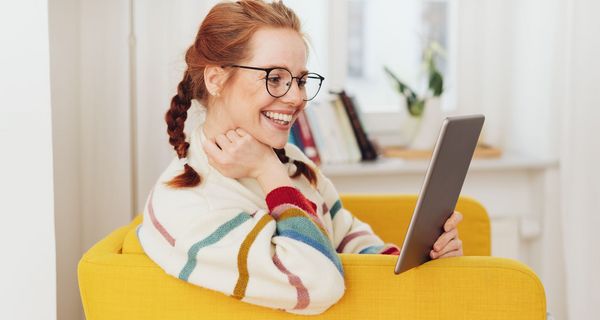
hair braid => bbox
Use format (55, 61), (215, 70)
(165, 71), (201, 188)
(273, 148), (318, 187)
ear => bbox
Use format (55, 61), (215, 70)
(204, 65), (227, 97)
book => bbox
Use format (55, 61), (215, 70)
(337, 90), (378, 161)
(310, 99), (351, 163)
(304, 104), (333, 164)
(288, 126), (299, 146)
(290, 121), (305, 151)
(295, 110), (321, 165)
(333, 96), (362, 162)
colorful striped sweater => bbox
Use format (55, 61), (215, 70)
(138, 125), (399, 315)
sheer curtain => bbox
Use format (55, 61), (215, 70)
(134, 0), (218, 212)
(459, 0), (600, 318)
(560, 0), (600, 318)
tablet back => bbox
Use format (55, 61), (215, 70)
(394, 114), (484, 274)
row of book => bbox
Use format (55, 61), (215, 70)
(289, 90), (378, 165)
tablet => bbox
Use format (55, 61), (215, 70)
(394, 114), (484, 274)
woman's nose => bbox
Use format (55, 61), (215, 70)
(281, 80), (305, 105)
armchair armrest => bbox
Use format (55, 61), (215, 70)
(341, 194), (491, 256)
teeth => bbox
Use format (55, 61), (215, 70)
(264, 111), (293, 122)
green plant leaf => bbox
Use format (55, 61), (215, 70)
(384, 66), (422, 114)
(429, 70), (443, 97)
(424, 42), (445, 97)
(384, 66), (417, 100)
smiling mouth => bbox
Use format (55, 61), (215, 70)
(261, 111), (294, 126)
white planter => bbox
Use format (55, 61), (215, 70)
(398, 113), (422, 146)
(408, 98), (444, 150)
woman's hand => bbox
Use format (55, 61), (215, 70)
(202, 128), (279, 180)
(430, 211), (464, 259)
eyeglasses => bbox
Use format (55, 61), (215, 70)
(222, 65), (325, 101)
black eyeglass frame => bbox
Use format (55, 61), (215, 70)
(222, 64), (325, 101)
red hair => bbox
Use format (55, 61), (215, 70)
(165, 0), (317, 188)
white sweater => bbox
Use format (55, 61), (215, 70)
(138, 125), (398, 315)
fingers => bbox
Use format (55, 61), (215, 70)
(215, 134), (231, 150)
(226, 130), (241, 143)
(430, 238), (463, 259)
(436, 246), (464, 259)
(202, 138), (223, 160)
(433, 228), (458, 252)
(215, 129), (242, 150)
(203, 129), (246, 163)
(444, 211), (463, 232)
(235, 128), (248, 136)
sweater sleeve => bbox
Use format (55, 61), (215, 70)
(283, 142), (399, 255)
(316, 170), (400, 255)
(138, 185), (344, 315)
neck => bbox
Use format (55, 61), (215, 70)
(202, 104), (234, 141)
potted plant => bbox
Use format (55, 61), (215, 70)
(384, 42), (445, 149)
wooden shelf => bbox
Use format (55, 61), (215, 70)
(382, 143), (503, 160)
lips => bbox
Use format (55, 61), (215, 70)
(261, 110), (295, 129)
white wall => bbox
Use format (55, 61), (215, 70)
(0, 1), (57, 319)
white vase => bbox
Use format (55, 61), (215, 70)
(408, 98), (444, 150)
(398, 114), (421, 146)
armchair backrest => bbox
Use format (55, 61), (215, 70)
(340, 194), (491, 256)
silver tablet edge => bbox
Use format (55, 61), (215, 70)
(393, 118), (450, 274)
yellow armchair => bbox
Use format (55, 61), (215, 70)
(78, 195), (546, 319)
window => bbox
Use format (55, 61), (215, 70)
(345, 0), (455, 113)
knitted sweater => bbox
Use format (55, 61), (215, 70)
(137, 125), (399, 315)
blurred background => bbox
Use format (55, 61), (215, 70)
(1, 0), (599, 319)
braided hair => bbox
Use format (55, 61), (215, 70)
(274, 148), (318, 187)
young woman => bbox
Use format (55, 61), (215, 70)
(138, 0), (463, 315)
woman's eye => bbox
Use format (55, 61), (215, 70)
(297, 79), (307, 88)
(267, 76), (282, 85)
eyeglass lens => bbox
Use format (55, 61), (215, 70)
(266, 68), (322, 101)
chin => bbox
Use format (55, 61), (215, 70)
(261, 135), (289, 149)
(270, 139), (288, 149)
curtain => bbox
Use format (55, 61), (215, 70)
(560, 0), (600, 318)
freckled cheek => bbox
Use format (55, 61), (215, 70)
(235, 98), (274, 130)
(230, 77), (276, 128)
